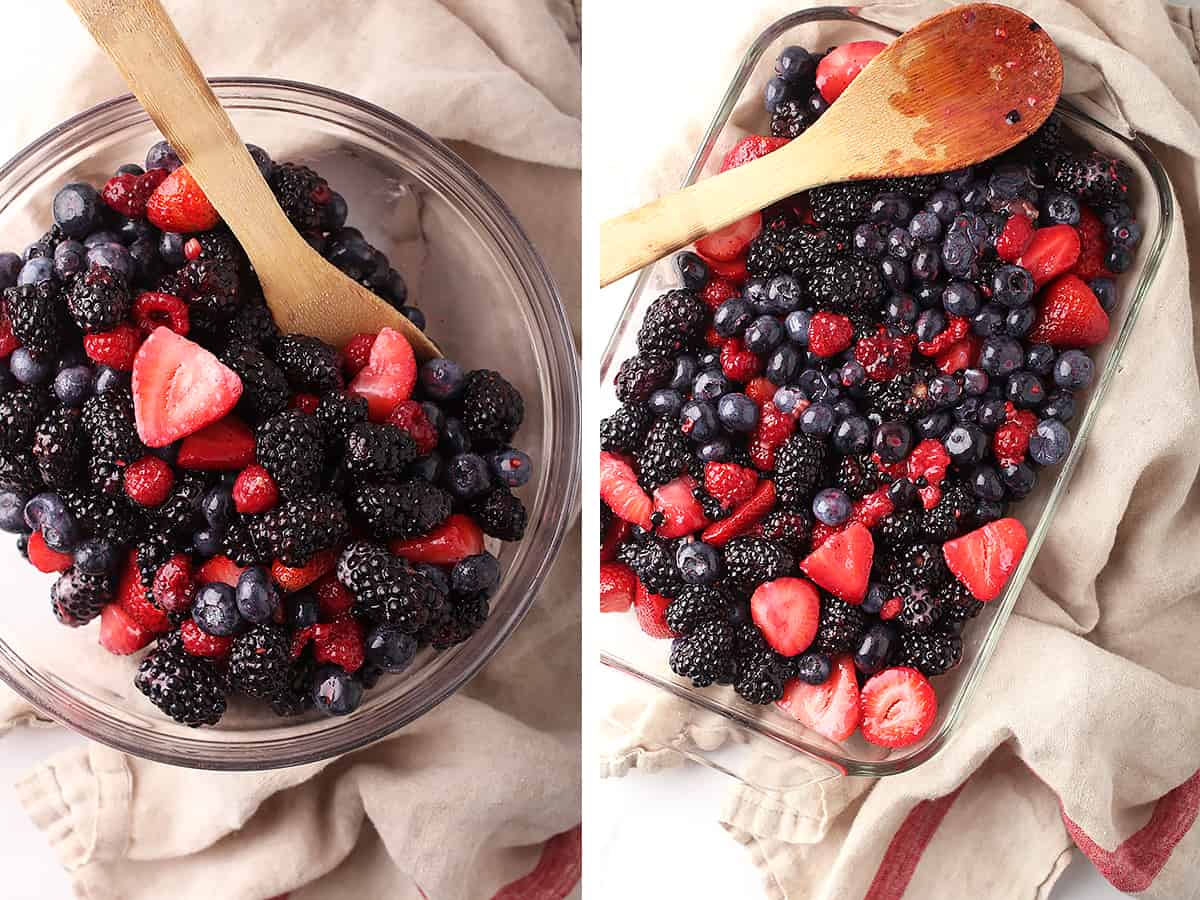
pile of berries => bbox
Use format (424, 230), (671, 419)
(0, 139), (532, 726)
(600, 40), (1140, 749)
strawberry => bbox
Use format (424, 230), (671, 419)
(799, 522), (873, 604)
(816, 41), (887, 103)
(313, 573), (354, 620)
(387, 400), (439, 455)
(123, 455), (175, 507)
(117, 553), (172, 633)
(701, 479), (775, 546)
(906, 439), (950, 510)
(291, 625), (317, 660)
(349, 327), (417, 421)
(101, 168), (168, 218)
(180, 619), (233, 658)
(777, 654), (860, 742)
(98, 603), (155, 655)
(312, 615), (365, 672)
(391, 513), (484, 564)
(633, 580), (675, 638)
(132, 328), (243, 447)
(995, 212), (1036, 262)
(1072, 205), (1116, 281)
(271, 549), (337, 592)
(810, 521), (838, 550)
(232, 464), (279, 514)
(942, 517), (1028, 602)
(652, 475), (708, 538)
(849, 487), (894, 529)
(27, 532), (73, 573)
(935, 335), (980, 374)
(695, 212), (762, 262)
(750, 577), (820, 656)
(743, 377), (776, 407)
(719, 135), (791, 173)
(290, 393), (320, 414)
(916, 316), (969, 358)
(599, 451), (653, 529)
(600, 516), (630, 563)
(704, 462), (758, 510)
(855, 331), (912, 379)
(808, 312), (854, 357)
(0, 308), (18, 359)
(859, 667), (937, 748)
(701, 254), (748, 283)
(342, 332), (376, 377)
(879, 596), (903, 621)
(701, 279), (739, 312)
(720, 338), (762, 382)
(747, 403), (795, 471)
(1027, 275), (1110, 348)
(176, 416), (256, 469)
(132, 291), (189, 336)
(993, 422), (1030, 467)
(1017, 224), (1081, 287)
(195, 554), (246, 588)
(145, 166), (220, 233)
(84, 322), (142, 371)
(150, 552), (196, 615)
(600, 562), (637, 613)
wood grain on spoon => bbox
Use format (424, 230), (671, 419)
(65, 0), (440, 360)
(600, 3), (1062, 286)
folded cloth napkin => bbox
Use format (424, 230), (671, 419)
(0, 2), (581, 898)
(599, 1), (1200, 897)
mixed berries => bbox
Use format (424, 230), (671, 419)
(601, 39), (1141, 749)
(0, 138), (531, 727)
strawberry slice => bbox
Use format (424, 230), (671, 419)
(704, 462), (759, 510)
(176, 416), (255, 469)
(799, 522), (873, 604)
(695, 212), (762, 262)
(652, 475), (708, 538)
(132, 327), (243, 448)
(600, 562), (636, 613)
(633, 580), (674, 638)
(750, 577), (820, 656)
(719, 136), (791, 173)
(600, 516), (629, 563)
(145, 166), (220, 233)
(942, 517), (1028, 602)
(391, 513), (484, 564)
(1072, 205), (1116, 281)
(777, 654), (860, 742)
(271, 549), (338, 593)
(349, 327), (417, 422)
(116, 552), (172, 633)
(701, 479), (775, 545)
(859, 666), (937, 748)
(27, 532), (73, 573)
(1017, 224), (1081, 287)
(816, 41), (887, 103)
(195, 554), (246, 588)
(180, 619), (234, 658)
(600, 451), (653, 530)
(98, 603), (155, 655)
(700, 254), (748, 283)
(1027, 274), (1110, 348)
(995, 213), (1035, 262)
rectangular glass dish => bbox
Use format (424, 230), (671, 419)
(599, 6), (1173, 786)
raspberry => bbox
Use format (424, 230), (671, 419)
(83, 323), (142, 371)
(183, 237), (203, 260)
(701, 278), (739, 310)
(720, 339), (762, 382)
(342, 332), (376, 376)
(704, 462), (758, 509)
(312, 615), (365, 673)
(906, 439), (951, 508)
(855, 332), (913, 381)
(0, 308), (18, 358)
(808, 312), (853, 357)
(916, 316), (969, 357)
(180, 619), (234, 657)
(101, 168), (168, 218)
(880, 595), (903, 620)
(850, 487), (894, 528)
(993, 423), (1030, 466)
(289, 392), (320, 414)
(1006, 404), (1039, 433)
(133, 291), (190, 336)
(387, 400), (438, 455)
(744, 377), (776, 407)
(704, 326), (723, 347)
(123, 456), (175, 507)
(314, 574), (354, 620)
(232, 464), (280, 514)
(748, 401), (796, 470)
(152, 553), (197, 614)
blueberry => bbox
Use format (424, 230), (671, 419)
(244, 143), (273, 179)
(971, 303), (1006, 338)
(1102, 204), (1134, 229)
(201, 486), (234, 529)
(743, 278), (769, 309)
(158, 231), (186, 266)
(764, 76), (793, 113)
(1000, 462), (1038, 498)
(798, 402), (834, 436)
(911, 243), (941, 281)
(400, 306), (427, 330)
(717, 393), (758, 433)
(991, 264), (1035, 307)
(52, 183), (102, 238)
(915, 308), (947, 343)
(72, 538), (117, 575)
(236, 568), (279, 625)
(886, 226), (915, 260)
(647, 389), (681, 418)
(870, 192), (912, 224)
(1107, 219), (1142, 249)
(145, 140), (182, 172)
(10, 348), (52, 385)
(1006, 370), (1046, 408)
(1088, 278), (1118, 313)
(976, 398), (1008, 431)
(795, 653), (832, 685)
(491, 449), (533, 488)
(452, 552), (501, 593)
(440, 418), (471, 455)
(1039, 190), (1080, 226)
(116, 163), (144, 176)
(813, 488), (852, 526)
(692, 369), (728, 402)
(419, 359), (466, 401)
(697, 350), (720, 371)
(944, 424), (986, 466)
(797, 368), (826, 397)
(1105, 245), (1133, 273)
(885, 293), (918, 324)
(0, 490), (29, 533)
(887, 477), (918, 509)
(193, 582), (242, 636)
(1053, 350), (1094, 390)
(861, 582), (888, 616)
(677, 540), (720, 585)
(669, 355), (697, 392)
(94, 366), (129, 395)
(83, 230), (121, 249)
(805, 91), (829, 117)
(853, 223), (885, 259)
(979, 336), (1024, 377)
(324, 192), (349, 232)
(831, 416), (871, 456)
(926, 190), (961, 224)
(765, 345), (800, 386)
(743, 315), (784, 354)
(327, 230), (377, 280)
(713, 298), (753, 337)
(1019, 343), (1053, 376)
(447, 453), (492, 498)
(916, 411), (953, 439)
(24, 493), (77, 551)
(764, 275), (802, 314)
(365, 625), (419, 674)
(674, 251), (709, 291)
(940, 229), (978, 279)
(928, 374), (962, 408)
(974, 499), (1006, 524)
(680, 399), (719, 442)
(954, 397), (982, 424)
(874, 421), (912, 462)
(116, 216), (155, 247)
(129, 236), (163, 283)
(410, 453), (444, 484)
(854, 624), (898, 676)
(698, 439), (730, 462)
(776, 45), (815, 81)
(1004, 305), (1036, 338)
(86, 243), (133, 282)
(879, 256), (910, 292)
(785, 309), (812, 345)
(908, 210), (942, 242)
(969, 464), (1005, 501)
(1029, 418), (1071, 465)
(312, 665), (363, 716)
(839, 360), (866, 388)
(942, 167), (974, 191)
(0, 252), (20, 289)
(49, 240), (85, 281)
(17, 256), (54, 286)
(942, 281), (980, 318)
(193, 528), (223, 558)
(288, 592), (320, 630)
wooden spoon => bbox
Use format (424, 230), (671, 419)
(600, 3), (1062, 287)
(66, 0), (441, 360)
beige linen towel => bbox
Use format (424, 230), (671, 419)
(599, 2), (1200, 898)
(0, 2), (581, 899)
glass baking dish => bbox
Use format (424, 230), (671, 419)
(599, 6), (1173, 786)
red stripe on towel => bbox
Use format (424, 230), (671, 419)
(492, 825), (582, 900)
(863, 786), (964, 900)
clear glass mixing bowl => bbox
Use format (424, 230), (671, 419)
(0, 78), (580, 770)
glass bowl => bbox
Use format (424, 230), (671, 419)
(599, 7), (1172, 786)
(0, 78), (579, 770)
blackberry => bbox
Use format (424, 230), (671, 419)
(255, 411), (326, 498)
(1048, 151), (1132, 209)
(0, 453), (42, 494)
(898, 629), (963, 676)
(876, 175), (941, 202)
(0, 386), (52, 454)
(24, 226), (63, 261)
(864, 368), (936, 421)
(734, 648), (788, 704)
(665, 584), (730, 635)
(349, 479), (452, 541)
(267, 163), (330, 234)
(189, 230), (248, 268)
(158, 257), (241, 336)
(27, 408), (80, 488)
(614, 354), (673, 404)
(759, 509), (811, 554)
(343, 422), (416, 482)
(220, 515), (272, 567)
(669, 619), (736, 687)
(619, 534), (682, 598)
(227, 295), (279, 349)
(51, 567), (114, 626)
(4, 281), (67, 359)
(81, 389), (143, 464)
(938, 579), (984, 625)
(733, 621), (771, 658)
(337, 541), (394, 593)
(600, 501), (613, 542)
(806, 258), (883, 314)
(459, 370), (524, 450)
(774, 433), (827, 506)
(886, 541), (950, 592)
(600, 403), (651, 454)
(355, 561), (444, 633)
(636, 289), (707, 356)
(270, 659), (316, 717)
(148, 474), (206, 538)
(808, 181), (878, 225)
(834, 454), (877, 501)
(135, 536), (177, 591)
(783, 226), (850, 272)
(635, 417), (689, 490)
(1010, 116), (1061, 175)
(722, 536), (794, 589)
(469, 486), (527, 542)
(221, 344), (290, 423)
(770, 98), (811, 139)
(252, 491), (350, 566)
(877, 508), (922, 550)
(814, 596), (866, 654)
(135, 644), (227, 726)
(315, 391), (370, 443)
(227, 625), (291, 698)
(893, 581), (941, 633)
(745, 230), (787, 278)
(89, 458), (125, 495)
(65, 265), (130, 333)
(422, 590), (487, 649)
(692, 485), (727, 522)
(61, 489), (143, 546)
(273, 334), (344, 392)
(921, 480), (975, 541)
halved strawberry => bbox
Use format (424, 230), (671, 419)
(271, 549), (338, 592)
(777, 654), (860, 742)
(942, 517), (1028, 602)
(633, 580), (674, 638)
(995, 212), (1035, 262)
(195, 554), (246, 588)
(799, 522), (873, 603)
(816, 41), (887, 103)
(750, 577), (820, 656)
(704, 462), (758, 510)
(1072, 205), (1116, 281)
(600, 562), (637, 613)
(859, 666), (937, 748)
(132, 327), (242, 447)
(176, 416), (255, 470)
(600, 451), (653, 530)
(701, 254), (748, 283)
(1017, 224), (1081, 287)
(117, 552), (172, 633)
(98, 603), (155, 655)
(695, 212), (762, 262)
(701, 479), (775, 545)
(342, 332), (377, 377)
(1027, 274), (1110, 348)
(145, 166), (220, 233)
(719, 135), (791, 173)
(653, 475), (707, 538)
(349, 327), (417, 422)
(600, 516), (629, 563)
(391, 513), (485, 564)
(27, 532), (72, 573)
(180, 619), (233, 658)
